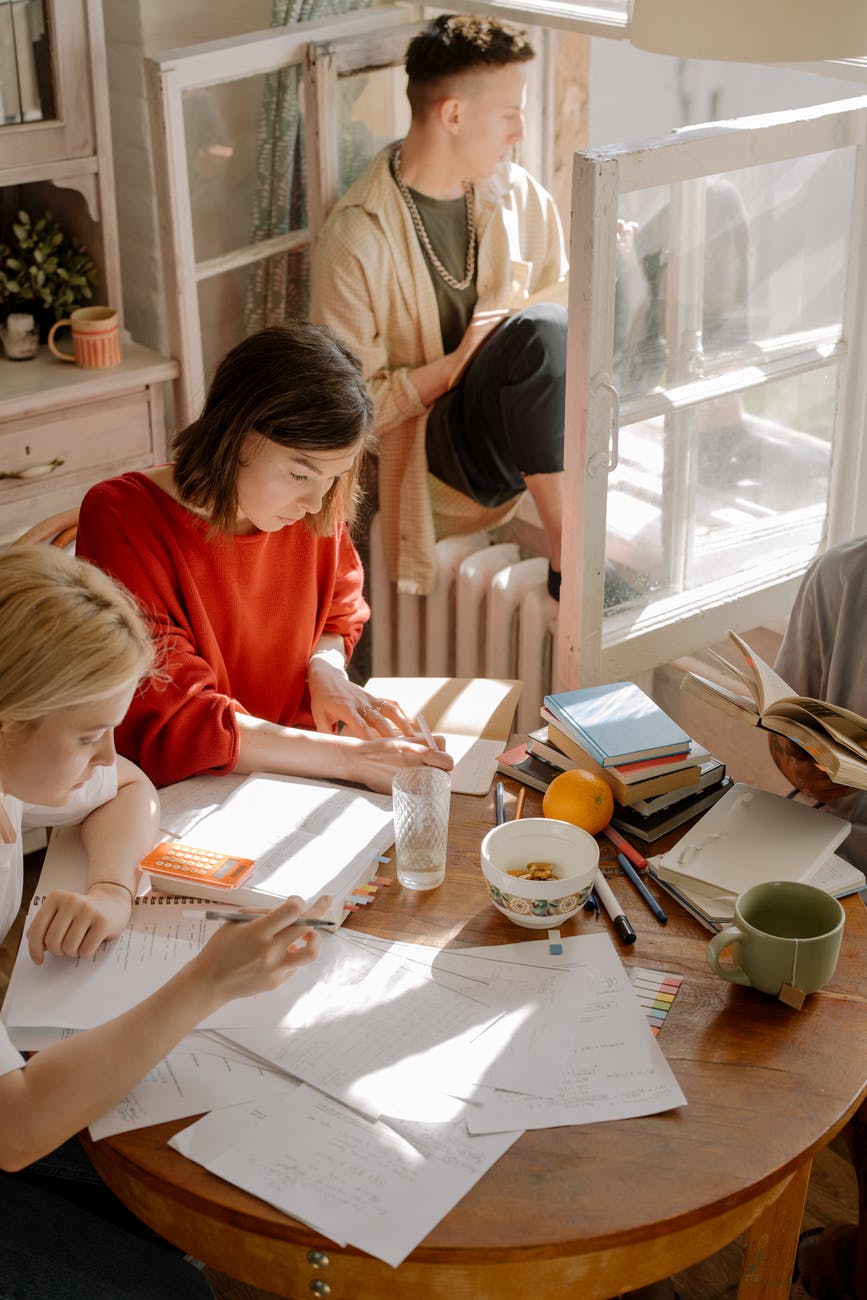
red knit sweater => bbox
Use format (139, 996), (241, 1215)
(77, 473), (369, 786)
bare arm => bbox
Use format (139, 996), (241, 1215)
(234, 711), (451, 795)
(0, 897), (326, 1170)
(27, 757), (160, 965)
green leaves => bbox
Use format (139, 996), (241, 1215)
(0, 209), (98, 316)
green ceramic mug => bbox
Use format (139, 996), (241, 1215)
(706, 880), (845, 997)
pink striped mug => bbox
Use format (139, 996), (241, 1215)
(48, 306), (121, 368)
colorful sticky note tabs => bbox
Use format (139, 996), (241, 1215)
(628, 967), (683, 1034)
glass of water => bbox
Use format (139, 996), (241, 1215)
(391, 767), (451, 891)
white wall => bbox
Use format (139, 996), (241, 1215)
(588, 41), (864, 148)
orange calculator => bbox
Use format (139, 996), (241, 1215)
(139, 841), (257, 890)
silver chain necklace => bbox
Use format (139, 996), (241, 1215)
(391, 142), (476, 292)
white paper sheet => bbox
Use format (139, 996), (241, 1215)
(3, 904), (383, 1033)
(88, 1034), (294, 1139)
(202, 1084), (521, 1268)
(457, 935), (687, 1132)
(156, 774), (246, 838)
(227, 944), (500, 1119)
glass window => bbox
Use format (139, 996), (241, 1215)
(605, 365), (836, 609)
(0, 0), (52, 126)
(613, 150), (854, 403)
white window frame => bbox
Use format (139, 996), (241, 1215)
(555, 95), (867, 688)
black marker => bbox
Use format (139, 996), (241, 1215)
(594, 870), (636, 945)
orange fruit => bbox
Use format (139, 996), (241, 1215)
(542, 768), (614, 836)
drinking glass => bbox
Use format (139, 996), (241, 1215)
(392, 768), (451, 890)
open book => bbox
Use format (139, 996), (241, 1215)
(681, 630), (867, 790)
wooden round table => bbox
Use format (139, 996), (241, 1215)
(82, 783), (867, 1299)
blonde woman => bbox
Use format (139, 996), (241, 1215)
(0, 547), (327, 1298)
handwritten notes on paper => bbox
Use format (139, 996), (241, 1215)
(175, 1084), (519, 1269)
(8, 839), (687, 1271)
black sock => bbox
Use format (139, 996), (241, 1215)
(547, 564), (561, 601)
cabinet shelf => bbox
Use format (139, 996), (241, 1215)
(0, 342), (178, 421)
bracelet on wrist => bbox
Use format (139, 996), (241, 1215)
(87, 880), (135, 906)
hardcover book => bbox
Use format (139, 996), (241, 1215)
(543, 681), (690, 767)
(610, 777), (732, 844)
(538, 713), (700, 807)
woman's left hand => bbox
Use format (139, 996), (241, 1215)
(307, 658), (415, 740)
(27, 885), (132, 965)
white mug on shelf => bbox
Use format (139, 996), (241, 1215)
(0, 313), (39, 361)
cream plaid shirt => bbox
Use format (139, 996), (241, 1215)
(310, 146), (568, 595)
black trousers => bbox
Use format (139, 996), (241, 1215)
(426, 302), (568, 508)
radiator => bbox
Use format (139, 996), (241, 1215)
(369, 514), (557, 737)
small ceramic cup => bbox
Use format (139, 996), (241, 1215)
(0, 312), (39, 360)
(706, 880), (844, 999)
(48, 306), (121, 368)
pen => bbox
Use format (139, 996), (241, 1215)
(593, 870), (636, 945)
(495, 780), (506, 826)
(189, 910), (336, 928)
(415, 712), (437, 751)
(616, 852), (668, 925)
(514, 787), (527, 821)
(603, 825), (649, 870)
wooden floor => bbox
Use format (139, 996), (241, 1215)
(2, 627), (860, 1300)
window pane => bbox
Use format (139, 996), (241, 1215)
(184, 68), (307, 264)
(198, 247), (311, 383)
(613, 150), (855, 402)
(337, 65), (409, 195)
(0, 0), (52, 125)
(604, 366), (835, 612)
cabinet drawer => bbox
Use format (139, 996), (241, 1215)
(0, 458), (154, 547)
(0, 389), (154, 490)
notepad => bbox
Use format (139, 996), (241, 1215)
(653, 782), (851, 898)
(365, 676), (522, 795)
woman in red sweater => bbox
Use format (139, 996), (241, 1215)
(77, 321), (452, 794)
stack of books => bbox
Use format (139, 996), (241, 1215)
(496, 680), (730, 842)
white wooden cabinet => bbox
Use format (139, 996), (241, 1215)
(0, 0), (177, 541)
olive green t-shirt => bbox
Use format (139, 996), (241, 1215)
(405, 186), (478, 353)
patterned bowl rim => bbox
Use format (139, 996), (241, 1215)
(485, 879), (594, 917)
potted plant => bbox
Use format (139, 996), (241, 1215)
(0, 210), (99, 338)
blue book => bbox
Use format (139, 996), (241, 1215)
(543, 682), (690, 767)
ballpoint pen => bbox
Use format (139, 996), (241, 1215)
(616, 852), (667, 925)
(593, 870), (636, 944)
(191, 910), (336, 928)
(495, 780), (506, 826)
(514, 787), (527, 821)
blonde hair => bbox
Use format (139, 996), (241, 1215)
(0, 547), (154, 726)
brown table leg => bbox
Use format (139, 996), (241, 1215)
(737, 1161), (811, 1299)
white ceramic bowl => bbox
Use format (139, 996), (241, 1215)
(480, 817), (599, 929)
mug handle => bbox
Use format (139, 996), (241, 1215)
(47, 319), (75, 361)
(706, 925), (751, 986)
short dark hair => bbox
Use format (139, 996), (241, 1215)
(173, 321), (375, 537)
(405, 15), (534, 116)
